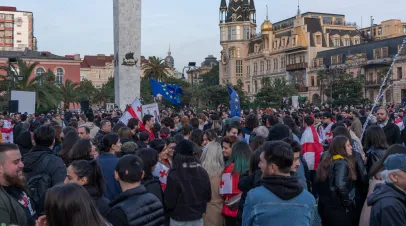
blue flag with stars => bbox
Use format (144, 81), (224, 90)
(227, 85), (241, 117)
(150, 78), (184, 105)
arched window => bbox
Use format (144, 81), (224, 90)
(56, 68), (64, 84)
(36, 67), (45, 84)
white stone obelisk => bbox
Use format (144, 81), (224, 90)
(113, 0), (141, 110)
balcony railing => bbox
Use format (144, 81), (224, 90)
(286, 62), (308, 71)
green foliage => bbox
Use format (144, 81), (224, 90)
(94, 77), (115, 104)
(255, 77), (298, 108)
(325, 73), (369, 106)
(76, 79), (98, 102)
(141, 56), (169, 81)
(57, 80), (80, 109)
(200, 64), (219, 87)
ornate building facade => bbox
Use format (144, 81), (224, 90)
(218, 0), (361, 99)
(187, 55), (219, 85)
(80, 54), (114, 88)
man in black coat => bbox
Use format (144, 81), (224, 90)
(376, 108), (402, 146)
(107, 155), (165, 226)
(368, 154), (406, 226)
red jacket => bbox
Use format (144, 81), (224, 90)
(139, 124), (155, 140)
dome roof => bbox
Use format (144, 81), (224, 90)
(261, 19), (273, 32)
(165, 55), (174, 68)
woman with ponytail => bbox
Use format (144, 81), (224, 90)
(64, 160), (110, 217)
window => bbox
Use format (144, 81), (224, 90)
(5, 14), (13, 20)
(5, 38), (12, 44)
(16, 40), (21, 43)
(231, 26), (236, 40)
(254, 80), (258, 93)
(266, 60), (271, 71)
(80, 72), (86, 81)
(0, 38), (3, 43)
(318, 58), (323, 66)
(17, 25), (21, 27)
(335, 17), (343, 25)
(247, 85), (250, 93)
(236, 26), (241, 40)
(282, 39), (285, 47)
(369, 90), (374, 100)
(404, 26), (406, 33)
(344, 38), (349, 46)
(260, 61), (264, 73)
(243, 25), (249, 39)
(292, 37), (296, 47)
(382, 47), (388, 58)
(275, 59), (279, 69)
(337, 55), (342, 64)
(311, 76), (315, 86)
(5, 23), (13, 28)
(0, 14), (4, 19)
(334, 38), (340, 47)
(232, 14), (237, 22)
(254, 62), (258, 74)
(56, 68), (64, 84)
(331, 56), (337, 65)
(398, 67), (403, 79)
(316, 35), (322, 45)
(378, 28), (382, 35)
(17, 32), (21, 35)
(221, 27), (226, 41)
(314, 59), (318, 68)
(35, 68), (45, 84)
(374, 48), (382, 59)
(5, 31), (12, 37)
(323, 17), (332, 24)
(236, 60), (243, 77)
(236, 47), (240, 58)
(355, 39), (360, 45)
(228, 26), (232, 40)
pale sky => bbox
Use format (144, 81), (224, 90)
(3, 0), (406, 71)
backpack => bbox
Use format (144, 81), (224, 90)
(26, 154), (53, 215)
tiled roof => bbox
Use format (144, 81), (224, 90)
(0, 50), (71, 60)
(326, 29), (359, 36)
(81, 55), (114, 68)
(315, 35), (406, 65)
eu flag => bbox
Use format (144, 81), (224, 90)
(150, 79), (184, 105)
(227, 85), (241, 117)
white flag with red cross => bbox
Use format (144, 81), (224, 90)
(120, 98), (143, 126)
(1, 120), (13, 143)
(152, 162), (169, 191)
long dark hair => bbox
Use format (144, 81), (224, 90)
(228, 141), (252, 174)
(66, 139), (93, 165)
(250, 136), (265, 152)
(332, 126), (353, 145)
(369, 144), (406, 178)
(316, 136), (357, 182)
(59, 131), (80, 162)
(364, 125), (389, 150)
(249, 148), (262, 174)
(69, 160), (105, 195)
(100, 133), (119, 153)
(135, 148), (158, 177)
(191, 129), (204, 147)
(45, 183), (106, 226)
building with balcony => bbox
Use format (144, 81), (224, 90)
(0, 6), (37, 51)
(218, 0), (361, 98)
(80, 54), (114, 88)
(360, 19), (406, 41)
(308, 35), (406, 104)
(187, 55), (218, 85)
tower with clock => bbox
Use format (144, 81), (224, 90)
(219, 0), (256, 87)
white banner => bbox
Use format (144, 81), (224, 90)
(142, 103), (160, 124)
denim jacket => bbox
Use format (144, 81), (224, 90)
(242, 186), (316, 226)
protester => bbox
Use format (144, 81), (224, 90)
(320, 112), (335, 144)
(139, 114), (156, 140)
(243, 141), (315, 226)
(316, 136), (357, 226)
(78, 125), (91, 139)
(135, 148), (163, 203)
(96, 133), (122, 201)
(107, 155), (165, 226)
(364, 125), (389, 174)
(191, 129), (204, 148)
(66, 138), (96, 164)
(119, 141), (138, 157)
(15, 129), (33, 156)
(359, 144), (406, 226)
(376, 108), (402, 145)
(367, 154), (406, 226)
(84, 113), (100, 139)
(64, 160), (110, 217)
(0, 143), (37, 225)
(249, 136), (265, 152)
(349, 110), (362, 139)
(118, 126), (133, 144)
(127, 118), (140, 142)
(200, 142), (225, 226)
(22, 125), (66, 214)
(94, 120), (112, 145)
(164, 139), (211, 226)
(221, 140), (251, 226)
(58, 131), (80, 164)
(37, 183), (108, 226)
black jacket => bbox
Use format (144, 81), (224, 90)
(94, 130), (109, 146)
(381, 122), (402, 146)
(164, 163), (211, 221)
(368, 183), (406, 226)
(366, 147), (386, 174)
(22, 146), (66, 186)
(237, 170), (262, 224)
(107, 185), (165, 226)
(142, 175), (163, 204)
(316, 158), (354, 211)
(13, 121), (24, 140)
(15, 131), (33, 156)
(84, 185), (110, 218)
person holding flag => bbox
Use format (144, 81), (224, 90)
(120, 98), (143, 126)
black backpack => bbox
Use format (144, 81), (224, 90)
(26, 154), (53, 215)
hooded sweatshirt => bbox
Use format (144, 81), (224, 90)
(84, 122), (100, 139)
(367, 183), (406, 226)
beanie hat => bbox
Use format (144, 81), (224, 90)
(121, 142), (138, 153)
(267, 124), (291, 141)
(175, 139), (194, 156)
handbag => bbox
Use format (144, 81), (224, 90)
(225, 193), (242, 210)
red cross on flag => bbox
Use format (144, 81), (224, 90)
(152, 162), (169, 191)
(120, 98), (143, 126)
(219, 163), (240, 195)
(1, 119), (14, 143)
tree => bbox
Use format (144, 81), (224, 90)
(255, 77), (298, 108)
(57, 80), (79, 109)
(94, 77), (115, 105)
(141, 56), (169, 81)
(76, 79), (98, 102)
(324, 73), (369, 106)
(200, 64), (219, 87)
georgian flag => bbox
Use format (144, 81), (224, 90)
(1, 120), (13, 143)
(219, 163), (240, 195)
(120, 98), (143, 125)
(301, 125), (324, 170)
(319, 122), (334, 143)
(395, 117), (405, 131)
(152, 162), (169, 191)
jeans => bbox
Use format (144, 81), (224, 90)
(170, 218), (203, 226)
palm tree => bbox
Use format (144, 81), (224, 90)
(57, 79), (79, 109)
(142, 56), (169, 81)
(0, 59), (42, 90)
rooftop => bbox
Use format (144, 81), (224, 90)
(0, 49), (73, 61)
(81, 55), (114, 68)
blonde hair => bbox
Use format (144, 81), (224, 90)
(200, 142), (225, 177)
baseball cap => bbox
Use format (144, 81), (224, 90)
(384, 154), (406, 171)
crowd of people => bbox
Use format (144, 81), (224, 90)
(0, 104), (406, 226)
